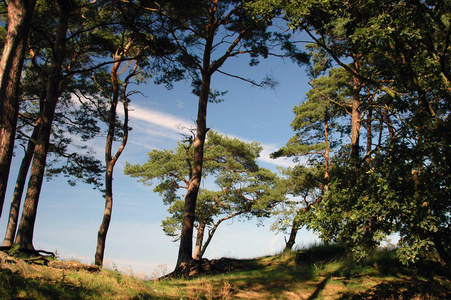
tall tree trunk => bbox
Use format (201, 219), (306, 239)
(14, 2), (69, 250)
(174, 0), (251, 269)
(0, 0), (37, 218)
(3, 125), (38, 246)
(175, 0), (217, 266)
(176, 74), (210, 268)
(95, 43), (132, 267)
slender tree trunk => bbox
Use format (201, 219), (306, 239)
(284, 217), (300, 252)
(350, 84), (361, 162)
(199, 210), (246, 259)
(383, 107), (394, 139)
(366, 108), (373, 163)
(350, 55), (362, 163)
(324, 113), (330, 187)
(95, 43), (132, 267)
(3, 125), (38, 246)
(0, 0), (37, 218)
(200, 224), (217, 259)
(95, 56), (121, 267)
(14, 3), (69, 250)
(192, 221), (206, 260)
(95, 163), (114, 266)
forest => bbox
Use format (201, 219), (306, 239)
(0, 0), (449, 279)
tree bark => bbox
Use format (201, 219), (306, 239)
(0, 0), (37, 219)
(14, 2), (70, 250)
(95, 163), (113, 266)
(3, 125), (38, 246)
(350, 76), (361, 162)
(284, 219), (300, 252)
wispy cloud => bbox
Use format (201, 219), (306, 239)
(129, 103), (194, 134)
(127, 104), (294, 168)
(258, 143), (295, 168)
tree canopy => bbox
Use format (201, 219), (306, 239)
(125, 131), (286, 260)
(267, 0), (451, 266)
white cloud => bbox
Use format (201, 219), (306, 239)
(258, 143), (295, 168)
(126, 104), (295, 168)
(128, 103), (194, 134)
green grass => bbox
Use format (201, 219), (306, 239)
(1, 244), (450, 299)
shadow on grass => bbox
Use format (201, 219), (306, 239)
(0, 269), (166, 300)
(0, 269), (99, 300)
(216, 246), (451, 300)
(334, 251), (451, 300)
(307, 273), (334, 300)
(339, 276), (451, 300)
(216, 251), (341, 299)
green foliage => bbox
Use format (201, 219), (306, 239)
(125, 131), (286, 251)
(269, 0), (451, 267)
(308, 130), (450, 264)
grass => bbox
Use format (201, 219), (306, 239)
(1, 244), (450, 299)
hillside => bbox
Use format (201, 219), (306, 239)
(1, 245), (450, 299)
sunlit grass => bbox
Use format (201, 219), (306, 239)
(1, 244), (450, 299)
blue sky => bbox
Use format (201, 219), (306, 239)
(0, 40), (322, 277)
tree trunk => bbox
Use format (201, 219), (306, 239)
(366, 108), (373, 163)
(0, 0), (37, 218)
(175, 9), (216, 266)
(95, 43), (132, 267)
(3, 125), (38, 246)
(284, 219), (300, 252)
(95, 163), (113, 266)
(350, 56), (362, 163)
(95, 57), (121, 267)
(200, 210), (246, 259)
(200, 223), (217, 259)
(192, 221), (206, 260)
(350, 82), (361, 162)
(174, 0), (251, 269)
(324, 113), (330, 188)
(14, 3), (69, 250)
(176, 74), (210, 268)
